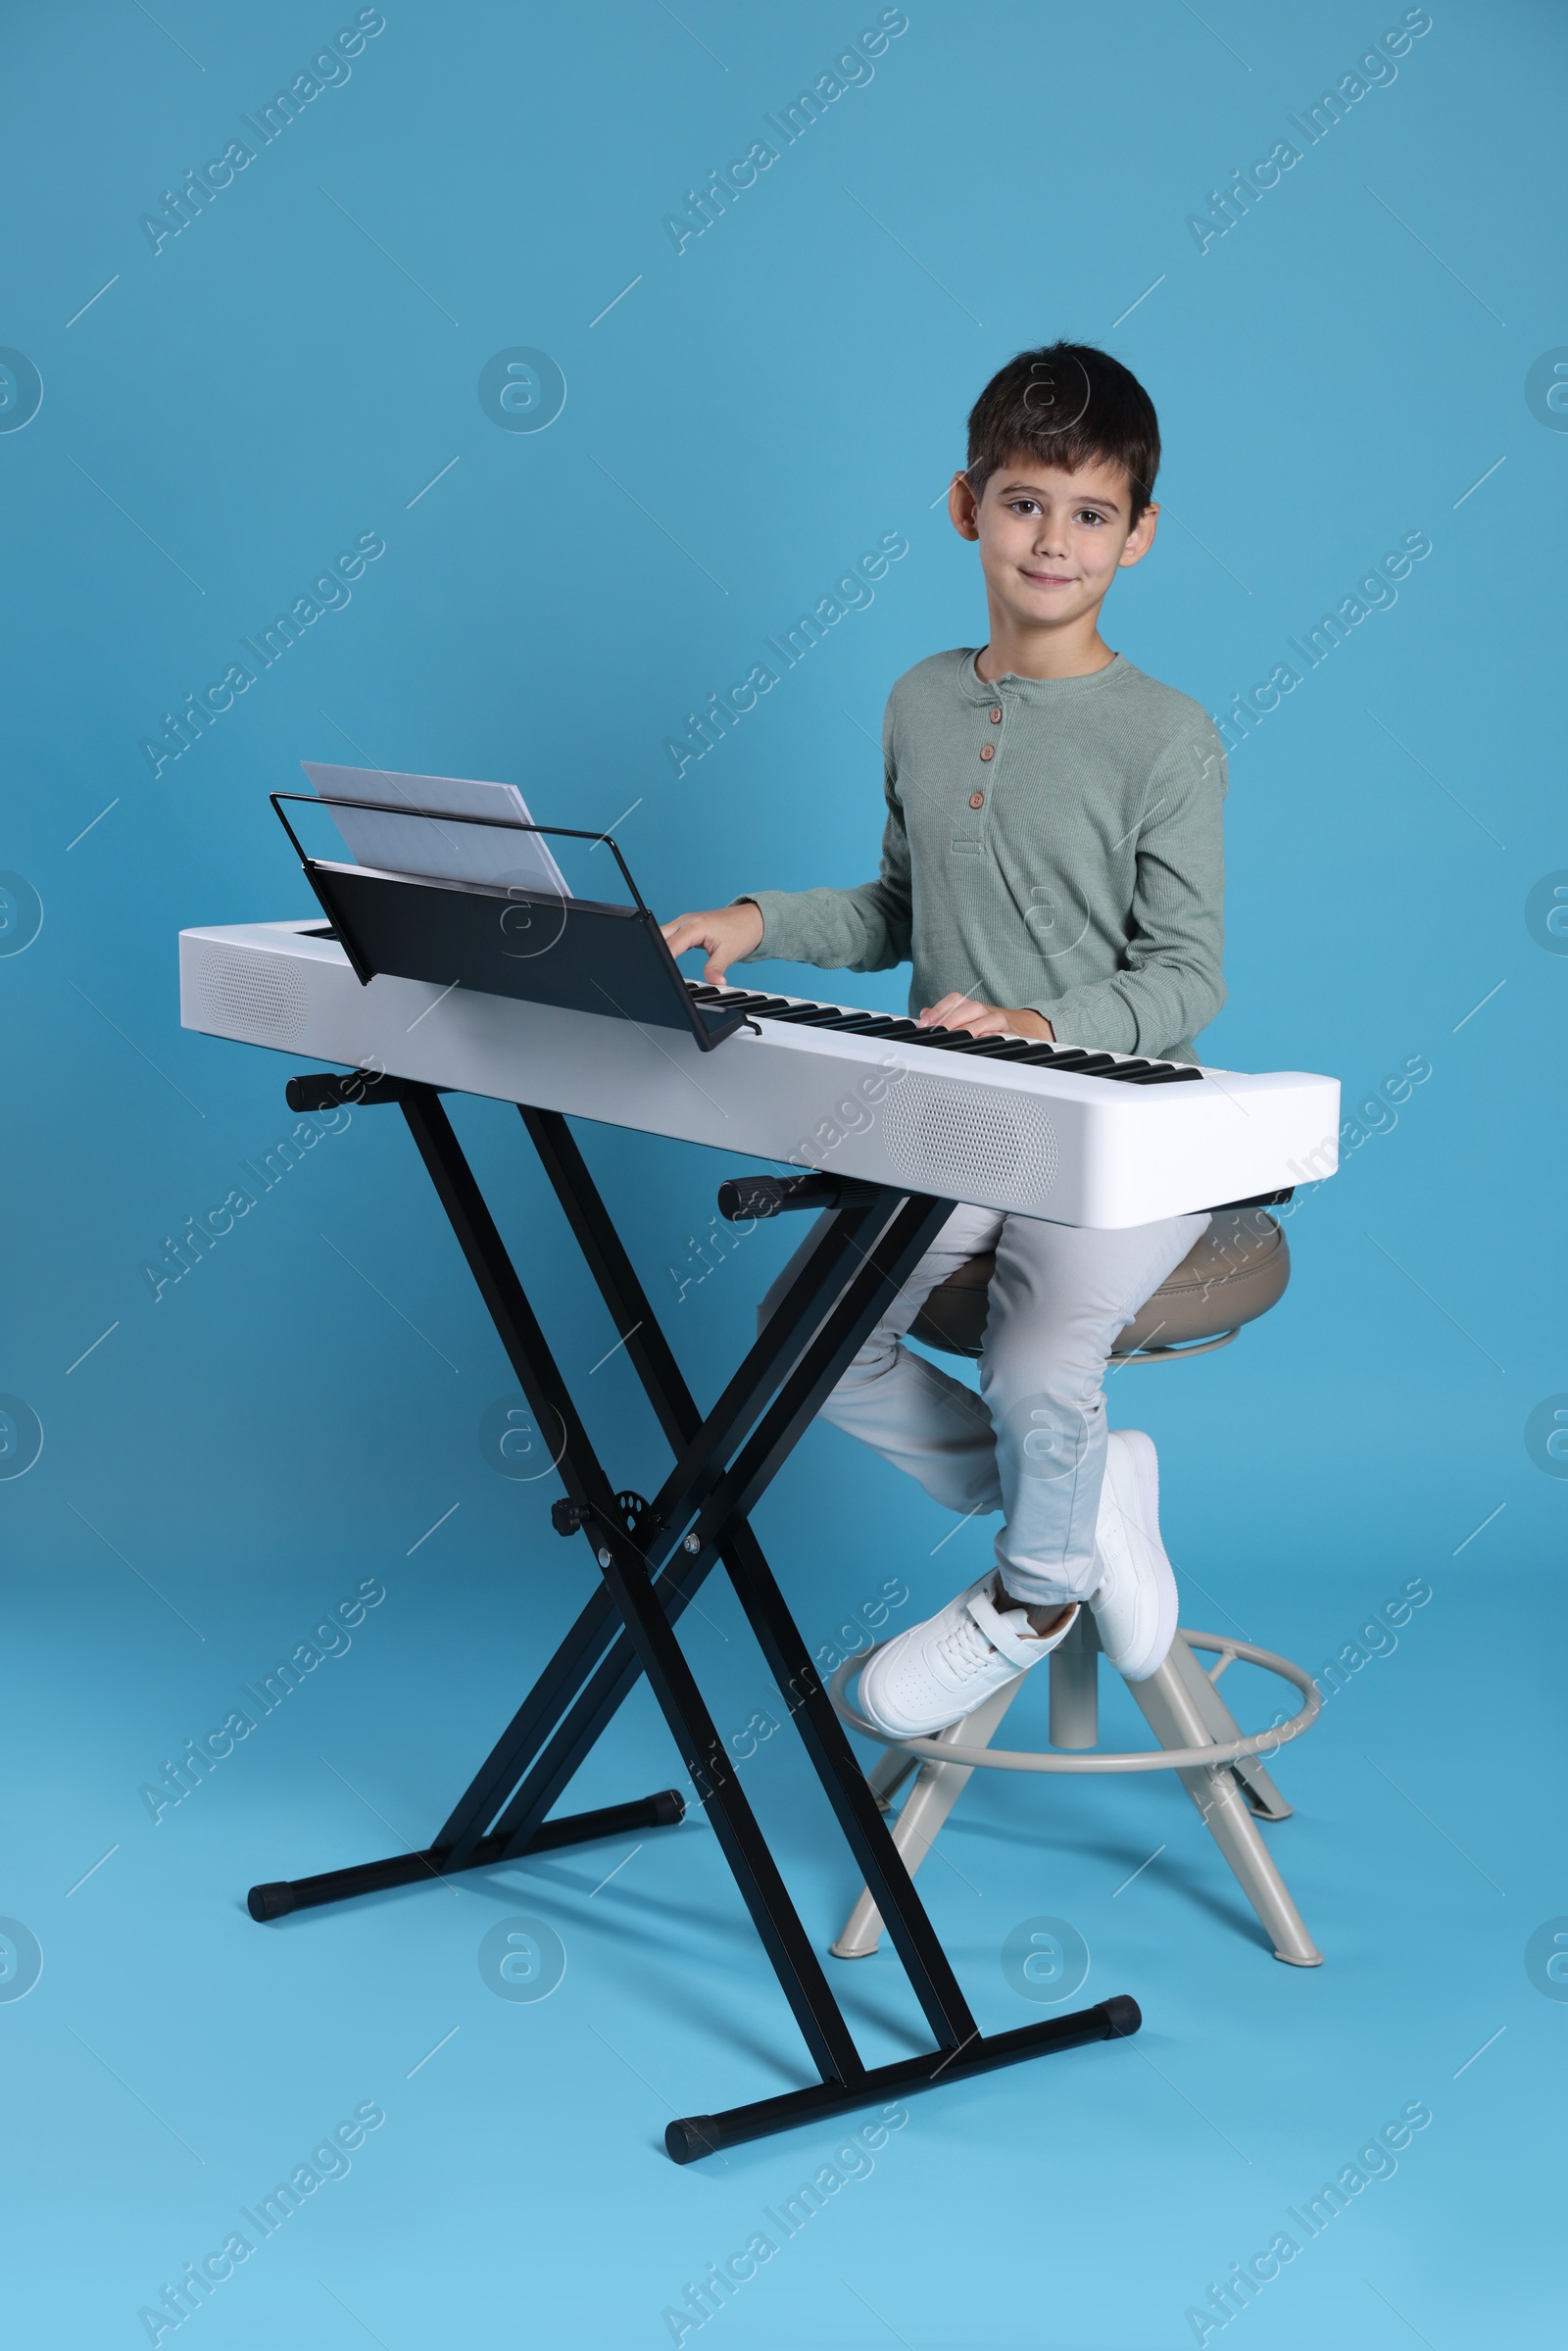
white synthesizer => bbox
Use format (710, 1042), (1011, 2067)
(179, 918), (1340, 1229)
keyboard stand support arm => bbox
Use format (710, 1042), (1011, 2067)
(247, 1074), (1142, 2160)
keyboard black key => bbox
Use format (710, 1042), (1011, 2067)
(1125, 1065), (1203, 1084)
(987, 1040), (1062, 1062)
(1051, 1052), (1122, 1074)
(922, 1034), (1015, 1055)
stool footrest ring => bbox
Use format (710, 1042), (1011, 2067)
(828, 1630), (1320, 1773)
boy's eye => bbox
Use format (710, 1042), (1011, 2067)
(1005, 500), (1110, 524)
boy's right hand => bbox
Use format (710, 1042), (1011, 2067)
(661, 899), (764, 986)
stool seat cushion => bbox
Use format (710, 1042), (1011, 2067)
(908, 1209), (1291, 1360)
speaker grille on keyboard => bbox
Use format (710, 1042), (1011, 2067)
(192, 947), (308, 1044)
(882, 1076), (1058, 1206)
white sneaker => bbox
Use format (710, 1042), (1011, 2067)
(857, 1572), (1078, 1739)
(1090, 1429), (1178, 1682)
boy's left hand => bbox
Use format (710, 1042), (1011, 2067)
(919, 994), (1054, 1042)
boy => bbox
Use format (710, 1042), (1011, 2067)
(662, 344), (1225, 1739)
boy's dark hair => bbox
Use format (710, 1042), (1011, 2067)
(966, 343), (1160, 523)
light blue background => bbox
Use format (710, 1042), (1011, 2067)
(0, 3), (1562, 2344)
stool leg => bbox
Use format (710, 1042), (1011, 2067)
(1129, 1639), (1322, 1966)
(830, 1678), (1026, 1960)
(1049, 1607), (1100, 1748)
(864, 1745), (920, 1811)
(1163, 1635), (1292, 1822)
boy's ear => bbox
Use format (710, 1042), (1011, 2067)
(1117, 502), (1159, 567)
(948, 469), (981, 541)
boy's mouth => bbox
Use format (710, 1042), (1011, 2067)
(1020, 566), (1076, 587)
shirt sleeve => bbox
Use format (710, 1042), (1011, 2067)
(1035, 724), (1227, 1056)
(740, 693), (912, 974)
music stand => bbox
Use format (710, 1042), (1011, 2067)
(270, 793), (750, 1051)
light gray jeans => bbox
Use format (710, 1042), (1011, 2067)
(818, 1204), (1210, 1606)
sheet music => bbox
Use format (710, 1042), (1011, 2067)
(301, 762), (571, 901)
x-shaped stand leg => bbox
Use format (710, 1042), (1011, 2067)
(248, 1077), (1141, 2159)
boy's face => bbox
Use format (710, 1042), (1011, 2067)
(949, 452), (1157, 638)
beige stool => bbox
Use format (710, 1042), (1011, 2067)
(906, 1203), (1292, 1364)
(827, 1207), (1325, 1967)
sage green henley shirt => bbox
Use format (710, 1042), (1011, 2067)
(743, 648), (1227, 1063)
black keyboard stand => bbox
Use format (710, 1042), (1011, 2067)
(246, 1067), (1141, 2161)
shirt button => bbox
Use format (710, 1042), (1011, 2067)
(979, 743), (995, 762)
(989, 708), (1003, 724)
(969, 791), (985, 808)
